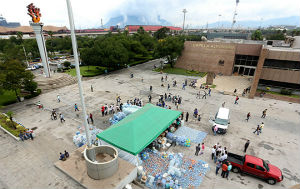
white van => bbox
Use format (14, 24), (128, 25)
(210, 107), (230, 134)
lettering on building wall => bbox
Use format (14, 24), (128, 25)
(192, 43), (235, 50)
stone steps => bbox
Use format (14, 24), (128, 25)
(36, 74), (77, 93)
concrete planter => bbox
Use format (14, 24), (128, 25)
(84, 145), (119, 180)
(0, 124), (20, 141)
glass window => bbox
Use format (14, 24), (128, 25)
(247, 163), (255, 168)
(256, 165), (265, 172)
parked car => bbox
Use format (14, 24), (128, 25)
(227, 152), (283, 185)
(210, 107), (230, 134)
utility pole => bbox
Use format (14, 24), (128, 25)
(101, 18), (103, 28)
(182, 9), (187, 33)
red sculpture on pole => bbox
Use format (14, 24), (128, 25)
(27, 3), (41, 23)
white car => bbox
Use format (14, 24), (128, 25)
(209, 107), (230, 134)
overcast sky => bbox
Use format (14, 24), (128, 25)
(1, 0), (299, 28)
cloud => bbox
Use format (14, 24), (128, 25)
(0, 0), (299, 28)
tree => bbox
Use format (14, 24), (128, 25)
(0, 59), (35, 101)
(63, 61), (71, 67)
(16, 32), (23, 45)
(154, 36), (184, 68)
(154, 27), (170, 40)
(251, 30), (263, 40)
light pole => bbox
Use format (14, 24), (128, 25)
(66, 0), (92, 152)
(218, 14), (222, 29)
(182, 9), (187, 33)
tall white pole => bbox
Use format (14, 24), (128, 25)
(182, 9), (187, 32)
(66, 0), (91, 148)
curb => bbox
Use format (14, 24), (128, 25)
(0, 124), (20, 141)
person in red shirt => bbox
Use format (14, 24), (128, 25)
(221, 162), (228, 178)
(101, 106), (105, 116)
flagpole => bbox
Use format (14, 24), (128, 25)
(66, 0), (92, 148)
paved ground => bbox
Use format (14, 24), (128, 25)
(1, 59), (300, 189)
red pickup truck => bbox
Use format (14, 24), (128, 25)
(227, 152), (283, 185)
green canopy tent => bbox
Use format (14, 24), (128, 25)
(97, 104), (181, 155)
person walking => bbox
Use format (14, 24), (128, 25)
(186, 112), (189, 122)
(89, 113), (94, 124)
(195, 144), (201, 156)
(148, 95), (152, 103)
(246, 112), (251, 122)
(222, 102), (225, 107)
(181, 112), (184, 120)
(253, 125), (260, 135)
(60, 113), (65, 123)
(234, 96), (239, 104)
(260, 122), (264, 133)
(150, 86), (152, 92)
(226, 162), (232, 179)
(167, 84), (170, 90)
(208, 88), (211, 96)
(221, 162), (228, 178)
(216, 161), (222, 175)
(182, 83), (185, 90)
(74, 104), (79, 111)
(261, 109), (267, 118)
(244, 140), (250, 152)
(202, 90), (207, 99)
(91, 85), (93, 92)
(165, 75), (167, 81)
(234, 89), (237, 94)
(57, 95), (60, 103)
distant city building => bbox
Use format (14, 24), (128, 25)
(0, 15), (20, 28)
(124, 25), (182, 32)
(267, 25), (298, 31)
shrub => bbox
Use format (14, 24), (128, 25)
(280, 89), (292, 95)
(70, 65), (75, 68)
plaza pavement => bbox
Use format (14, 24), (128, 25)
(1, 59), (300, 189)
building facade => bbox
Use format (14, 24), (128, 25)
(175, 41), (300, 98)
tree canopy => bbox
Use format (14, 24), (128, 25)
(251, 30), (263, 40)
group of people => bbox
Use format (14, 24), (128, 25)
(19, 128), (34, 141)
(101, 104), (121, 117)
(51, 109), (65, 123)
(211, 143), (231, 179)
(195, 143), (205, 156)
(127, 98), (143, 107)
(242, 87), (251, 96)
(253, 122), (264, 135)
(59, 150), (69, 161)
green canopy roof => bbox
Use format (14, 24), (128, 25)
(97, 104), (181, 155)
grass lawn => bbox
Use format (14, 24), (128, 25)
(66, 66), (107, 77)
(202, 83), (217, 88)
(257, 89), (300, 99)
(0, 90), (17, 108)
(154, 64), (207, 77)
(0, 114), (20, 137)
